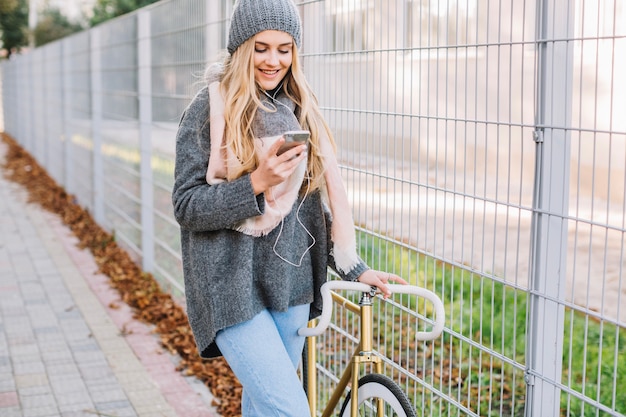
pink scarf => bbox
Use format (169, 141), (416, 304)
(206, 81), (360, 274)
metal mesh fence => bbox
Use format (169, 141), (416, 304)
(1, 0), (624, 415)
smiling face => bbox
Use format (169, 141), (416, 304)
(253, 30), (294, 91)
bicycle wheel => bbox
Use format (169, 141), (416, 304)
(339, 374), (416, 417)
(301, 338), (309, 396)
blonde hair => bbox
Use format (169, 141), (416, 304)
(214, 36), (336, 194)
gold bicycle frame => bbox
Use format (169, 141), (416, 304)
(307, 288), (385, 417)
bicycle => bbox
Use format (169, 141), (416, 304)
(298, 280), (446, 417)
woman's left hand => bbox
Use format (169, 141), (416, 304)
(356, 270), (408, 299)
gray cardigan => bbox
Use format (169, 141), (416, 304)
(172, 86), (368, 358)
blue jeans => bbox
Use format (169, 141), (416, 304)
(215, 304), (311, 417)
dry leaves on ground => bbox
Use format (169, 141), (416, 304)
(0, 132), (242, 417)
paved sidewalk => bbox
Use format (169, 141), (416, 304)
(0, 144), (219, 416)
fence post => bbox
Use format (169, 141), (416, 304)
(25, 55), (34, 153)
(0, 65), (3, 132)
(525, 0), (574, 415)
(205, 0), (229, 64)
(62, 39), (74, 195)
(13, 62), (21, 141)
(138, 10), (154, 273)
(33, 53), (43, 164)
(90, 28), (105, 225)
(41, 48), (50, 173)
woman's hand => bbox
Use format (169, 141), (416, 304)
(250, 137), (307, 195)
(356, 270), (408, 299)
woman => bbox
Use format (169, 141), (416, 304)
(172, 0), (404, 415)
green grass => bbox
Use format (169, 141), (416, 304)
(562, 312), (626, 417)
(353, 233), (626, 416)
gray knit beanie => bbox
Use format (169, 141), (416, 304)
(227, 0), (302, 54)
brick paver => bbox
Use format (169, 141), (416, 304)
(0, 142), (218, 417)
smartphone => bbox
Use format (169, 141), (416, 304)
(277, 130), (310, 156)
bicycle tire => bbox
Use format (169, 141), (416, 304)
(339, 374), (416, 417)
(301, 338), (309, 396)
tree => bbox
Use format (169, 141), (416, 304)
(0, 0), (18, 14)
(0, 0), (28, 58)
(33, 7), (83, 47)
(89, 0), (160, 27)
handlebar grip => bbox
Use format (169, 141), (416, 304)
(298, 280), (446, 341)
(298, 281), (371, 337)
(395, 284), (446, 341)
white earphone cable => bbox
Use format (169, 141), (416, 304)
(271, 174), (316, 267)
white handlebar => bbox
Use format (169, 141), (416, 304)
(298, 280), (446, 341)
